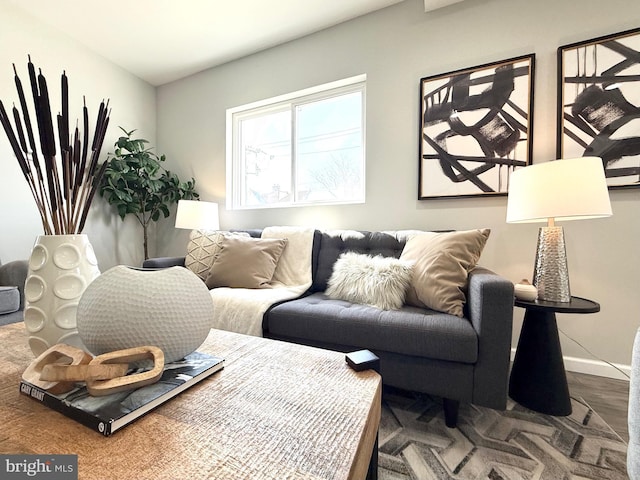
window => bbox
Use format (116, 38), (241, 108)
(227, 75), (366, 209)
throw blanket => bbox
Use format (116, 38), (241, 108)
(209, 226), (315, 336)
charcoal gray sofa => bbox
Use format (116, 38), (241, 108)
(144, 228), (514, 427)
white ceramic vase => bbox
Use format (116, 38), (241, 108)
(24, 234), (100, 356)
(76, 266), (213, 362)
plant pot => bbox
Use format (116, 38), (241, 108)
(76, 266), (213, 362)
(24, 234), (100, 356)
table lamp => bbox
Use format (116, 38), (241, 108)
(175, 200), (220, 233)
(506, 157), (612, 302)
(175, 200), (221, 279)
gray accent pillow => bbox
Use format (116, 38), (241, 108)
(326, 252), (413, 310)
(0, 286), (20, 314)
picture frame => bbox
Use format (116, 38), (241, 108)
(418, 54), (535, 200)
(557, 27), (640, 189)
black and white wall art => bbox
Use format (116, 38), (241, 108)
(419, 54), (535, 199)
(558, 27), (640, 189)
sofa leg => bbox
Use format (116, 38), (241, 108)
(443, 398), (460, 428)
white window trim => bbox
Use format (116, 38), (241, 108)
(226, 74), (366, 210)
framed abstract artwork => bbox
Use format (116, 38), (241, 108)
(558, 27), (640, 189)
(418, 54), (535, 199)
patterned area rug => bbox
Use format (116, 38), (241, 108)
(379, 387), (628, 479)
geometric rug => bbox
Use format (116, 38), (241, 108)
(379, 387), (628, 480)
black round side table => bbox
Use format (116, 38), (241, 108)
(508, 296), (600, 416)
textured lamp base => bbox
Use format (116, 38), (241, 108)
(533, 226), (570, 302)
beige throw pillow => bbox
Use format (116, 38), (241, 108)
(400, 229), (490, 317)
(205, 236), (288, 289)
(185, 231), (249, 281)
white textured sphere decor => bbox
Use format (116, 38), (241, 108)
(24, 234), (101, 356)
(77, 266), (213, 362)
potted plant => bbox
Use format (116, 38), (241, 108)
(99, 128), (199, 260)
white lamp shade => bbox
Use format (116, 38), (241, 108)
(175, 200), (220, 231)
(506, 157), (612, 223)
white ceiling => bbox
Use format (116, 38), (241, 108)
(7, 0), (408, 86)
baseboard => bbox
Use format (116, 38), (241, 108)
(510, 348), (630, 381)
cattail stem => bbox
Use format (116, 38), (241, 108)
(1, 58), (110, 235)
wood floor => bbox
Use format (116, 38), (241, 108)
(567, 370), (630, 443)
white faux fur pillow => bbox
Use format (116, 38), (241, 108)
(326, 252), (413, 310)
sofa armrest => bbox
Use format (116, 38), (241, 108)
(0, 259), (29, 309)
(142, 257), (186, 269)
(466, 266), (514, 409)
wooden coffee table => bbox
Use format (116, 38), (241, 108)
(0, 323), (381, 480)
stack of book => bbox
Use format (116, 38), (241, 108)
(19, 351), (224, 436)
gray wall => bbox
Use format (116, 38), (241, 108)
(0, 2), (157, 269)
(157, 0), (640, 375)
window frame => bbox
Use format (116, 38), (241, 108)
(226, 74), (366, 210)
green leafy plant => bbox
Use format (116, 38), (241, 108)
(99, 127), (198, 259)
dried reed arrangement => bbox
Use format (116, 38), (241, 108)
(0, 57), (110, 235)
